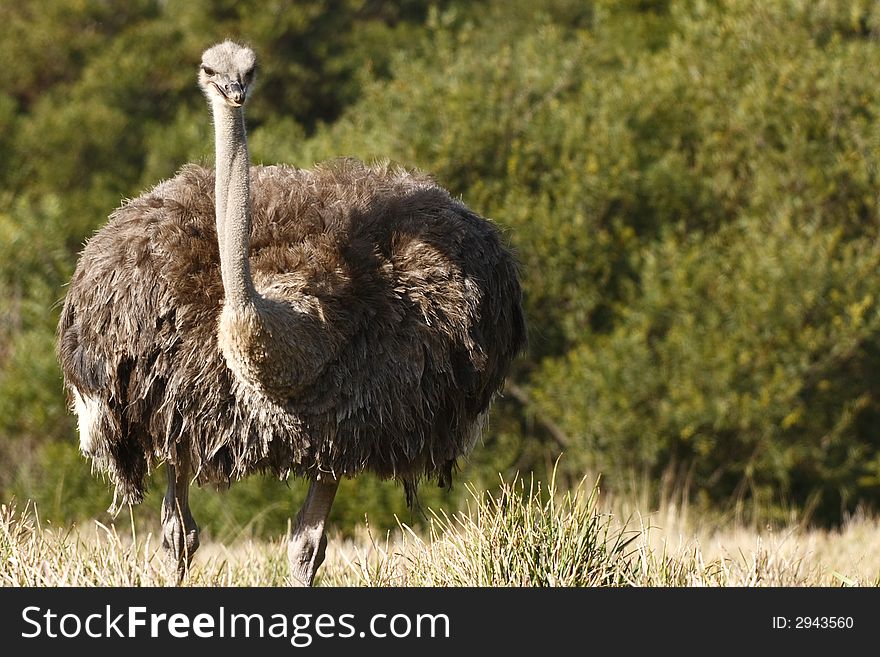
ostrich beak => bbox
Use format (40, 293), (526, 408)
(213, 79), (245, 107)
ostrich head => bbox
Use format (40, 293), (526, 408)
(198, 40), (257, 108)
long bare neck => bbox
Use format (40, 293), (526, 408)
(212, 101), (255, 309)
(211, 94), (325, 398)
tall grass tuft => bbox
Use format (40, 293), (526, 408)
(395, 474), (639, 586)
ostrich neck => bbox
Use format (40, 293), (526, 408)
(213, 102), (256, 310)
(211, 98), (325, 398)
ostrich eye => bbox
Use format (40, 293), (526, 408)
(243, 68), (255, 83)
(201, 65), (216, 76)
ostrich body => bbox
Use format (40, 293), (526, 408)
(57, 41), (525, 584)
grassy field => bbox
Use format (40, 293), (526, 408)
(2, 476), (879, 587)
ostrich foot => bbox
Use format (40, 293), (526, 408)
(161, 459), (199, 583)
(288, 526), (329, 586)
(288, 476), (339, 586)
(162, 505), (200, 581)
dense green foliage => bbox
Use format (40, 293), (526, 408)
(2, 0), (880, 533)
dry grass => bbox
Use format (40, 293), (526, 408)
(2, 476), (880, 587)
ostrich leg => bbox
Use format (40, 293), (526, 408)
(288, 474), (339, 586)
(161, 453), (200, 581)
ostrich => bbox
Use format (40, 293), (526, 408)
(57, 40), (525, 585)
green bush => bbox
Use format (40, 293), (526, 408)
(533, 215), (880, 520)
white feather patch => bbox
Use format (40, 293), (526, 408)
(72, 389), (101, 456)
